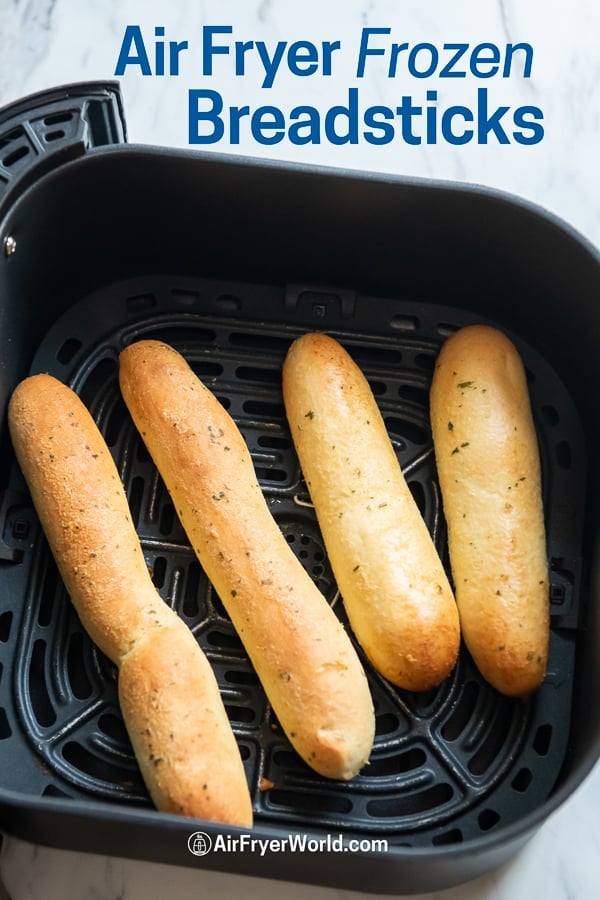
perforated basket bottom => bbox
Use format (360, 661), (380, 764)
(0, 276), (586, 848)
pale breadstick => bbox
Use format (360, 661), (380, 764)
(8, 374), (253, 824)
(282, 332), (460, 692)
(118, 339), (375, 781)
(429, 324), (549, 697)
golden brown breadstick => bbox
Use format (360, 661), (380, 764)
(8, 374), (253, 824)
(282, 332), (460, 692)
(118, 339), (375, 781)
(429, 324), (549, 697)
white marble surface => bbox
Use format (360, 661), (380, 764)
(1, 1), (600, 898)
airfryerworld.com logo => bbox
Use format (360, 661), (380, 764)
(188, 831), (213, 856)
(187, 831), (388, 857)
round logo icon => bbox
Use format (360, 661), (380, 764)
(188, 831), (213, 856)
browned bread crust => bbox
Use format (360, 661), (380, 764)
(8, 374), (253, 824)
(429, 325), (549, 697)
(118, 339), (375, 781)
(282, 332), (460, 692)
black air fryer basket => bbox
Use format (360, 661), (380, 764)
(0, 83), (599, 895)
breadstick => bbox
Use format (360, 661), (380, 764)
(429, 324), (549, 697)
(282, 332), (460, 692)
(8, 374), (253, 824)
(118, 339), (375, 781)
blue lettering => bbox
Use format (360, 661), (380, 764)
(356, 27), (391, 77)
(202, 25), (232, 75)
(504, 43), (534, 77)
(469, 43), (501, 78)
(513, 106), (544, 144)
(439, 44), (468, 77)
(324, 88), (359, 144)
(188, 89), (224, 144)
(363, 106), (395, 145)
(441, 106), (474, 144)
(408, 43), (438, 78)
(289, 106), (321, 145)
(477, 88), (510, 144)
(114, 25), (152, 76)
(287, 41), (319, 77)
(251, 107), (286, 144)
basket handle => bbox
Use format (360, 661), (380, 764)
(0, 81), (126, 216)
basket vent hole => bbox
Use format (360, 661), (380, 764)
(182, 561), (202, 618)
(555, 440), (572, 469)
(385, 417), (429, 446)
(375, 712), (402, 736)
(103, 398), (128, 449)
(414, 352), (436, 371)
(282, 531), (329, 584)
(0, 126), (23, 151)
(44, 112), (73, 126)
(42, 784), (71, 798)
(512, 767), (533, 792)
(366, 782), (453, 818)
(99, 712), (130, 743)
(135, 439), (150, 463)
(436, 322), (460, 337)
(254, 466), (288, 484)
(236, 365), (281, 386)
(243, 398), (285, 418)
(38, 563), (58, 626)
(0, 707), (11, 739)
(62, 740), (134, 783)
(391, 314), (419, 332)
(441, 681), (479, 741)
(468, 696), (514, 775)
(126, 293), (156, 312)
(45, 129), (66, 143)
(56, 337), (82, 364)
(407, 480), (426, 516)
(127, 476), (145, 527)
(224, 669), (260, 686)
(271, 748), (303, 770)
(205, 628), (245, 653)
(365, 748), (426, 778)
(533, 723), (552, 756)
(368, 380), (387, 396)
(29, 639), (57, 727)
(269, 788), (353, 815)
(229, 331), (290, 353)
(79, 357), (118, 409)
(151, 556), (167, 590)
(159, 503), (175, 535)
(399, 384), (428, 405)
(478, 808), (500, 831)
(215, 394), (231, 410)
(225, 704), (256, 724)
(190, 360), (223, 378)
(349, 345), (403, 367)
(171, 289), (201, 306)
(67, 632), (93, 700)
(257, 435), (291, 450)
(2, 144), (29, 167)
(0, 611), (13, 642)
(541, 404), (560, 427)
(432, 828), (463, 846)
(216, 294), (242, 312)
(43, 112), (73, 126)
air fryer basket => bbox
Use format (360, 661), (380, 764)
(0, 84), (599, 895)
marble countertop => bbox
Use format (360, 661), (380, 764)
(1, 1), (599, 898)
